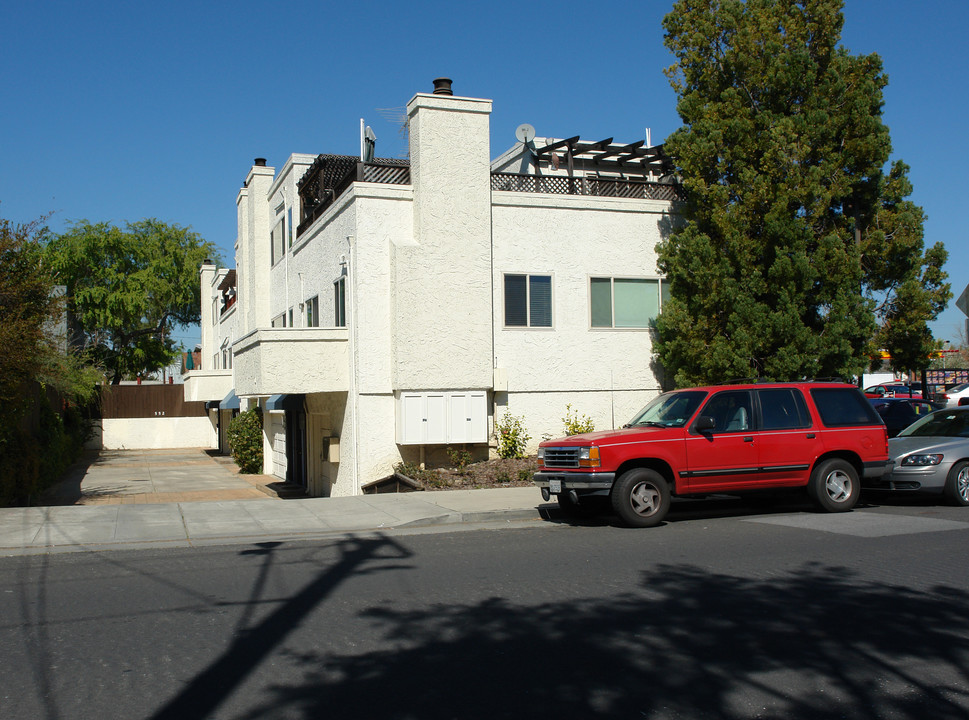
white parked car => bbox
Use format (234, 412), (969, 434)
(946, 383), (969, 408)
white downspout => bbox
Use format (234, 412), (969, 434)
(347, 235), (360, 494)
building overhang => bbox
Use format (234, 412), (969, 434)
(233, 327), (349, 397)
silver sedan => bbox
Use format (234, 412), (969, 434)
(881, 407), (969, 505)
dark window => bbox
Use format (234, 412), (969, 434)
(306, 296), (319, 327)
(810, 388), (881, 427)
(334, 277), (346, 327)
(758, 388), (811, 429)
(504, 274), (552, 328)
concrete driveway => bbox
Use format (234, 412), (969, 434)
(42, 449), (278, 506)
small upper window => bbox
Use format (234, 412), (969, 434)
(504, 274), (552, 328)
(334, 277), (346, 327)
(306, 296), (320, 327)
(271, 217), (285, 266)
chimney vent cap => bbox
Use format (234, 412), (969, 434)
(432, 77), (453, 95)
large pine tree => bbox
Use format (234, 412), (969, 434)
(656, 0), (948, 385)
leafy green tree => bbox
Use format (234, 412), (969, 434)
(45, 219), (219, 384)
(656, 0), (948, 386)
(0, 216), (101, 505)
(863, 162), (949, 375)
(0, 217), (59, 407)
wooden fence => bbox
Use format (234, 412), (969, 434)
(99, 384), (207, 419)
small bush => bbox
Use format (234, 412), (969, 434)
(227, 408), (264, 474)
(517, 468), (533, 484)
(562, 404), (595, 436)
(446, 447), (473, 470)
(496, 412), (530, 459)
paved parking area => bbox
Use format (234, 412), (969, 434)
(41, 449), (278, 505)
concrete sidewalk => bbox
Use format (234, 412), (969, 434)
(0, 487), (548, 556)
(1, 450), (551, 555)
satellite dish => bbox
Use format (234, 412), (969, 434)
(515, 123), (536, 143)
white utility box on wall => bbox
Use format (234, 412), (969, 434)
(397, 391), (488, 445)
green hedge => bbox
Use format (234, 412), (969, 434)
(0, 394), (88, 507)
(227, 408), (264, 474)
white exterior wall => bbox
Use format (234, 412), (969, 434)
(491, 192), (671, 444)
(395, 92), (493, 391)
(199, 262), (216, 361)
(238, 164), (275, 335)
(266, 411), (287, 477)
(267, 154), (316, 326)
(305, 392), (351, 496)
(98, 417), (216, 450)
(286, 191), (357, 329)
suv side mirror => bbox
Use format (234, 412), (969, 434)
(694, 416), (716, 433)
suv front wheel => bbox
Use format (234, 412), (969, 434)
(807, 458), (860, 512)
(612, 469), (670, 528)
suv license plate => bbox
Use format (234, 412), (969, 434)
(549, 479), (562, 494)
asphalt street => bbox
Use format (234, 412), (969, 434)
(1, 495), (968, 720)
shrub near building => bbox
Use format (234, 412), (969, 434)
(227, 408), (264, 474)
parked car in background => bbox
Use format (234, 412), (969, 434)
(945, 382), (969, 407)
(869, 398), (940, 437)
(535, 381), (891, 527)
(867, 407), (969, 506)
(864, 383), (922, 399)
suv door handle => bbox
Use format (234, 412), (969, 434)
(806, 433), (815, 439)
(743, 436), (753, 442)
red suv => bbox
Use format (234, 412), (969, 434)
(535, 382), (890, 527)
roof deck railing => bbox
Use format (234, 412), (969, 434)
(490, 172), (685, 202)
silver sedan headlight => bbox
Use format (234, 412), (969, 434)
(901, 454), (943, 466)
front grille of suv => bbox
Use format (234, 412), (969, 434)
(543, 447), (580, 468)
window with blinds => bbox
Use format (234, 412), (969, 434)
(504, 274), (552, 328)
(590, 277), (665, 328)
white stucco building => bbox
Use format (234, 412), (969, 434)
(185, 78), (683, 496)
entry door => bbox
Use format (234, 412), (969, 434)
(286, 409), (307, 487)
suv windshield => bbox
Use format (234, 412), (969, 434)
(626, 391), (706, 428)
(897, 409), (969, 438)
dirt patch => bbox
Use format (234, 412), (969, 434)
(399, 456), (538, 491)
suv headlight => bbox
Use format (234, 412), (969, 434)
(579, 446), (600, 468)
(537, 447), (545, 461)
(901, 454), (943, 466)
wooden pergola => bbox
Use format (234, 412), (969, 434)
(532, 136), (673, 176)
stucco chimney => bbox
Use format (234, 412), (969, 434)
(398, 84), (493, 390)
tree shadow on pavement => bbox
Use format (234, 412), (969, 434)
(148, 535), (414, 720)
(36, 450), (113, 505)
(237, 560), (969, 719)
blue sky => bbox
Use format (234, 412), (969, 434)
(2, 0), (966, 349)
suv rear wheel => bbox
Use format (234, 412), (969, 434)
(611, 469), (670, 528)
(807, 458), (859, 512)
